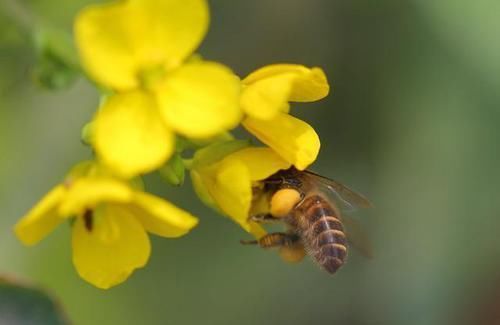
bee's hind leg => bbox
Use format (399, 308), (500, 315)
(240, 232), (300, 249)
(240, 239), (259, 245)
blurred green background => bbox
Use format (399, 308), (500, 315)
(1, 0), (500, 324)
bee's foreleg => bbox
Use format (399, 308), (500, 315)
(248, 213), (282, 223)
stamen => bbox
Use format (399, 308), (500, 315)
(83, 210), (93, 232)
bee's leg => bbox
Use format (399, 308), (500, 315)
(261, 176), (285, 186)
(248, 213), (282, 223)
(239, 239), (259, 245)
(240, 232), (299, 249)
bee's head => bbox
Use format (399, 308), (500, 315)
(264, 167), (302, 192)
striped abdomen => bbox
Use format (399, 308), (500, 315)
(296, 195), (347, 274)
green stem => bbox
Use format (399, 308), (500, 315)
(182, 158), (193, 170)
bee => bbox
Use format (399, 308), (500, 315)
(241, 167), (372, 274)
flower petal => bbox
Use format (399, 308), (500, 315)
(240, 73), (296, 120)
(156, 61), (241, 138)
(14, 185), (65, 246)
(94, 91), (174, 178)
(203, 159), (266, 237)
(66, 160), (95, 179)
(247, 223), (267, 239)
(131, 192), (198, 238)
(190, 169), (219, 210)
(191, 139), (250, 170)
(243, 64), (330, 102)
(228, 147), (291, 181)
(72, 204), (150, 289)
(208, 159), (250, 222)
(243, 113), (320, 170)
(75, 0), (209, 90)
(59, 178), (133, 217)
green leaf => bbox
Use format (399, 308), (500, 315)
(159, 154), (185, 186)
(0, 275), (70, 325)
(33, 28), (80, 90)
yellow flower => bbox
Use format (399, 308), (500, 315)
(14, 161), (198, 289)
(240, 64), (329, 170)
(75, 0), (241, 178)
(191, 145), (291, 237)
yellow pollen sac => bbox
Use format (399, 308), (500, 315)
(270, 188), (302, 218)
(279, 245), (306, 263)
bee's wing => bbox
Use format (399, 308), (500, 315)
(342, 215), (374, 259)
(301, 170), (373, 258)
(302, 170), (373, 212)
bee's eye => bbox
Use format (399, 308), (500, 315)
(270, 188), (302, 218)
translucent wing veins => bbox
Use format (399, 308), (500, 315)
(302, 170), (373, 210)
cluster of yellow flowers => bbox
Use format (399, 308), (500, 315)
(15, 0), (329, 289)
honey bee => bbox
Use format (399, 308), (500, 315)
(241, 167), (372, 274)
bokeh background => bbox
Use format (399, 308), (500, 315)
(1, 0), (500, 324)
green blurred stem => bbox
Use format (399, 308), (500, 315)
(182, 159), (193, 170)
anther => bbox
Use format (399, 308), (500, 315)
(83, 210), (93, 232)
